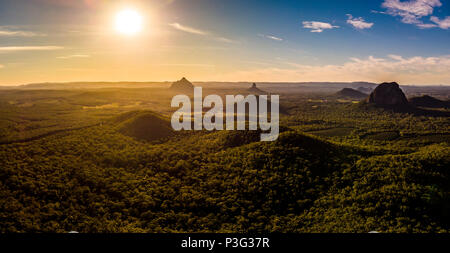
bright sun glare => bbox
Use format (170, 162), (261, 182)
(115, 9), (143, 36)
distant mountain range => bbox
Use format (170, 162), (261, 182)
(0, 81), (378, 90)
(0, 81), (449, 101)
(0, 81), (171, 90)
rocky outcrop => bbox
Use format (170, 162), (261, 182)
(247, 83), (266, 94)
(367, 82), (408, 106)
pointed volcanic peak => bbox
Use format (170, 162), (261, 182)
(366, 82), (408, 106)
(334, 88), (368, 100)
(409, 95), (450, 109)
(247, 83), (267, 95)
(170, 77), (194, 91)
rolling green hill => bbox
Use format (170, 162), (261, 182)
(334, 88), (368, 100)
(116, 111), (175, 142)
(1, 120), (449, 232)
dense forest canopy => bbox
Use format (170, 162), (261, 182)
(0, 85), (449, 232)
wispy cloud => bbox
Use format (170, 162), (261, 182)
(0, 64), (4, 69)
(416, 23), (438, 28)
(302, 21), (339, 33)
(56, 54), (90, 59)
(0, 46), (64, 52)
(169, 22), (238, 44)
(380, 0), (449, 29)
(38, 0), (100, 8)
(169, 23), (208, 35)
(259, 34), (283, 41)
(155, 63), (214, 68)
(0, 29), (46, 37)
(214, 37), (239, 44)
(371, 10), (388, 15)
(346, 14), (374, 29)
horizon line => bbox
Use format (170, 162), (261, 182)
(1, 80), (450, 87)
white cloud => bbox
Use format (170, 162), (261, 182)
(346, 14), (374, 29)
(169, 23), (208, 35)
(259, 34), (283, 41)
(215, 55), (450, 85)
(380, 0), (450, 29)
(0, 46), (64, 52)
(382, 0), (441, 23)
(57, 54), (90, 59)
(302, 21), (339, 33)
(430, 16), (450, 29)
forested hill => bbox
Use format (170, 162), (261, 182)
(0, 115), (449, 232)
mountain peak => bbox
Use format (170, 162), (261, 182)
(367, 82), (408, 106)
(335, 88), (367, 99)
(247, 83), (266, 94)
(170, 77), (194, 90)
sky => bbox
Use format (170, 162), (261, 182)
(0, 0), (449, 85)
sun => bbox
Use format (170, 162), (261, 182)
(115, 9), (143, 36)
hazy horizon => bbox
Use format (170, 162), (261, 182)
(2, 80), (450, 87)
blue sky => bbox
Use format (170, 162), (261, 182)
(0, 0), (449, 85)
